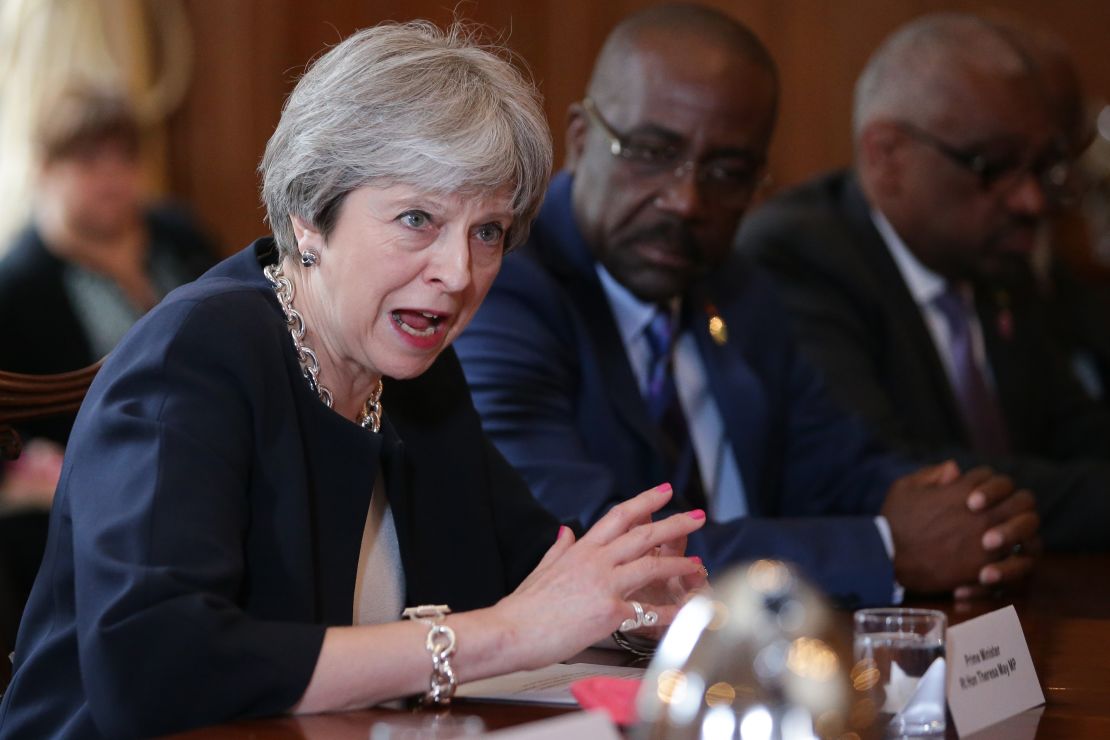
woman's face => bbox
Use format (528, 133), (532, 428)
(292, 183), (513, 386)
(39, 139), (143, 239)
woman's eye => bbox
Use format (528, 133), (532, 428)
(399, 210), (431, 229)
(474, 222), (505, 244)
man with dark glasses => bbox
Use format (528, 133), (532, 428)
(738, 13), (1110, 552)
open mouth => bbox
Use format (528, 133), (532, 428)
(391, 309), (446, 338)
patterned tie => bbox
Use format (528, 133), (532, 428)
(643, 310), (706, 508)
(932, 287), (1010, 456)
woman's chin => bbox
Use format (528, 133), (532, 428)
(375, 355), (440, 382)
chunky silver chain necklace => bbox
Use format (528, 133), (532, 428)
(264, 261), (383, 432)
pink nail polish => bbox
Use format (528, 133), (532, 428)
(689, 556), (702, 564)
(556, 525), (568, 542)
(687, 509), (706, 520)
(658, 482), (673, 494)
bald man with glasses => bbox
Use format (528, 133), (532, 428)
(456, 4), (1040, 607)
(737, 13), (1110, 552)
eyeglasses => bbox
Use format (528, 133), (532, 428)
(581, 98), (766, 207)
(896, 121), (1073, 203)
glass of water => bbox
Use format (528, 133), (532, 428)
(853, 608), (947, 737)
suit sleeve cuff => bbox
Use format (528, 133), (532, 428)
(873, 515), (904, 604)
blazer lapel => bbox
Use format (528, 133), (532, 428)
(378, 415), (410, 557)
(534, 174), (663, 462)
(841, 176), (971, 445)
(376, 356), (516, 611)
(565, 271), (662, 456)
(687, 278), (770, 512)
(299, 399), (380, 625)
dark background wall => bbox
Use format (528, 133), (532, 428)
(168, 0), (1110, 255)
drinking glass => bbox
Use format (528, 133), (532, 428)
(853, 608), (947, 737)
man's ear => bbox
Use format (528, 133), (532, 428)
(564, 101), (589, 172)
(858, 121), (907, 196)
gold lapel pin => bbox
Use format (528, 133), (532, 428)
(705, 301), (728, 345)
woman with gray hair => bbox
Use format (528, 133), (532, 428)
(0, 22), (706, 739)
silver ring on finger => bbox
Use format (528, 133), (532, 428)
(642, 610), (659, 627)
(620, 600), (645, 632)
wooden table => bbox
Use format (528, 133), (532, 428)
(921, 553), (1110, 739)
(167, 554), (1110, 739)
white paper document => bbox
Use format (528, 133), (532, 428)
(456, 663), (644, 705)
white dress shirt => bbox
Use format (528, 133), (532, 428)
(871, 209), (997, 392)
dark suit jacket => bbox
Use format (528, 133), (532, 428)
(737, 169), (1110, 550)
(456, 171), (912, 609)
(0, 240), (558, 739)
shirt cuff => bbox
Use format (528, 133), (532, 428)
(873, 515), (904, 604)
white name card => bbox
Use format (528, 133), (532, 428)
(946, 605), (1044, 736)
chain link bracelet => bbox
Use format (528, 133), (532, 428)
(402, 604), (457, 705)
(611, 630), (657, 659)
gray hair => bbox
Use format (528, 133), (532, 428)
(260, 21), (553, 257)
(852, 13), (1032, 141)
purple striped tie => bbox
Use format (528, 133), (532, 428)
(644, 311), (676, 421)
(643, 310), (705, 508)
(932, 288), (1010, 456)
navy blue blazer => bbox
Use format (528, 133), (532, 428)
(456, 171), (911, 608)
(0, 240), (558, 739)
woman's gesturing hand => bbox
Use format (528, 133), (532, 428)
(495, 483), (707, 669)
(622, 512), (710, 642)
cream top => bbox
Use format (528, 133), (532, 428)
(352, 467), (406, 625)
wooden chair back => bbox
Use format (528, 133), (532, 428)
(0, 360), (104, 461)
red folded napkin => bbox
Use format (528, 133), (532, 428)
(570, 676), (643, 726)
